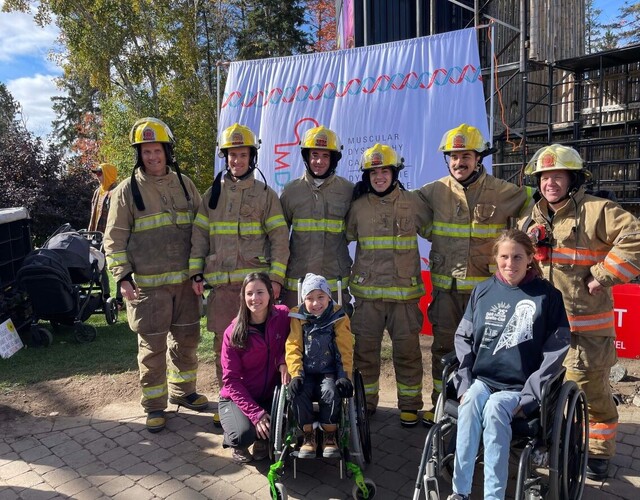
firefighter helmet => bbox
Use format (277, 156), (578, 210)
(360, 143), (404, 171)
(300, 126), (342, 153)
(129, 117), (174, 146)
(218, 123), (260, 153)
(525, 144), (591, 178)
(438, 123), (490, 154)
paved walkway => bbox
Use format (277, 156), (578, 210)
(1, 391), (639, 499)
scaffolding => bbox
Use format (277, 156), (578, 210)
(431, 0), (640, 213)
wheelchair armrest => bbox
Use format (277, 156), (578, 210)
(442, 351), (459, 369)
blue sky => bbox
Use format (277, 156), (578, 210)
(0, 0), (630, 138)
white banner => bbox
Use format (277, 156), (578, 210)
(219, 28), (488, 193)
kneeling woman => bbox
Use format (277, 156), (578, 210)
(449, 229), (570, 500)
(219, 272), (291, 464)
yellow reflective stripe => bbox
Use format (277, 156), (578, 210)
(107, 251), (128, 267)
(285, 276), (350, 292)
(350, 281), (425, 301)
(205, 267), (269, 285)
(210, 221), (238, 234)
(433, 378), (443, 393)
(431, 273), (453, 289)
(455, 276), (487, 291)
(270, 262), (287, 279)
(135, 270), (188, 287)
(239, 221), (264, 236)
(360, 236), (417, 251)
(291, 218), (346, 233)
(432, 221), (505, 238)
(194, 213), (209, 230)
(265, 214), (287, 232)
(189, 257), (205, 273)
(142, 383), (168, 400)
(133, 211), (193, 232)
(167, 369), (197, 384)
(397, 382), (422, 397)
(364, 381), (379, 396)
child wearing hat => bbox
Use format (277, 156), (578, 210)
(285, 273), (354, 458)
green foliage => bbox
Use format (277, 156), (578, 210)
(235, 0), (309, 60)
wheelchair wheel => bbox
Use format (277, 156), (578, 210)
(31, 326), (53, 347)
(353, 369), (372, 464)
(548, 381), (588, 500)
(274, 482), (287, 500)
(272, 384), (290, 456)
(105, 297), (118, 325)
(351, 478), (376, 499)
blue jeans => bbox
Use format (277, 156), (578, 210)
(452, 380), (520, 500)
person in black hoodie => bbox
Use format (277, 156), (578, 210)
(447, 229), (570, 500)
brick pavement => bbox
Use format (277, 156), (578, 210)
(1, 393), (639, 499)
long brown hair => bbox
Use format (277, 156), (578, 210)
(230, 272), (275, 349)
(492, 229), (543, 278)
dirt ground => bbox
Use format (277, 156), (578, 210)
(1, 335), (639, 421)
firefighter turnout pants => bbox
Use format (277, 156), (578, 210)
(351, 298), (424, 412)
(564, 334), (618, 459)
(206, 283), (243, 389)
(427, 289), (471, 408)
(127, 281), (202, 413)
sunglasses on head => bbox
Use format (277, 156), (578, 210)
(91, 169), (103, 175)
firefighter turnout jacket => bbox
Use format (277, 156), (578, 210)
(280, 171), (353, 293)
(419, 167), (534, 293)
(346, 187), (429, 302)
(189, 173), (289, 287)
(521, 188), (640, 337)
(105, 168), (201, 288)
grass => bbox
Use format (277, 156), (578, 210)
(0, 275), (215, 391)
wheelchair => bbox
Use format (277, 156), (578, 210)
(413, 352), (589, 500)
(267, 368), (376, 500)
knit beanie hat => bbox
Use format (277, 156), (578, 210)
(301, 273), (331, 299)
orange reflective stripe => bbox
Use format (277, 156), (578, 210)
(552, 248), (607, 266)
(589, 422), (617, 441)
(603, 253), (640, 282)
(567, 311), (615, 332)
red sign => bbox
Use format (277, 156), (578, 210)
(419, 272), (640, 360)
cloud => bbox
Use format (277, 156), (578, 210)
(7, 74), (64, 137)
(0, 5), (60, 66)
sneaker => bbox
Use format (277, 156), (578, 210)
(321, 424), (340, 459)
(231, 447), (253, 464)
(298, 424), (317, 458)
(586, 457), (609, 481)
(447, 494), (469, 500)
(422, 408), (435, 427)
(400, 410), (419, 427)
(252, 439), (268, 461)
(146, 411), (166, 433)
(169, 392), (209, 411)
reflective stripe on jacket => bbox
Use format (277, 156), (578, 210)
(189, 173), (289, 286)
(419, 168), (533, 292)
(280, 172), (353, 292)
(346, 187), (429, 302)
(520, 189), (640, 336)
(104, 168), (201, 287)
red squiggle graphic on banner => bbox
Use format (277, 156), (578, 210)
(273, 117), (320, 188)
(222, 65), (482, 109)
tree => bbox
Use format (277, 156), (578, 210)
(234, 0), (309, 60)
(307, 0), (337, 52)
(609, 1), (640, 46)
(585, 0), (604, 54)
(599, 28), (620, 51)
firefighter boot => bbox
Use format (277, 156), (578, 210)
(169, 392), (209, 412)
(146, 411), (166, 433)
(298, 424), (317, 458)
(321, 424), (340, 458)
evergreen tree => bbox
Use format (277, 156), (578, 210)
(585, 0), (604, 53)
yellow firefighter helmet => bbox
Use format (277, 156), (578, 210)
(129, 117), (174, 146)
(525, 144), (591, 178)
(218, 123), (260, 153)
(360, 143), (404, 171)
(438, 123), (490, 154)
(300, 125), (342, 153)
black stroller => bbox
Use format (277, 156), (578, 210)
(17, 224), (118, 346)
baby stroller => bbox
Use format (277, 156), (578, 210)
(17, 224), (118, 346)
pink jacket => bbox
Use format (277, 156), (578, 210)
(220, 304), (290, 424)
